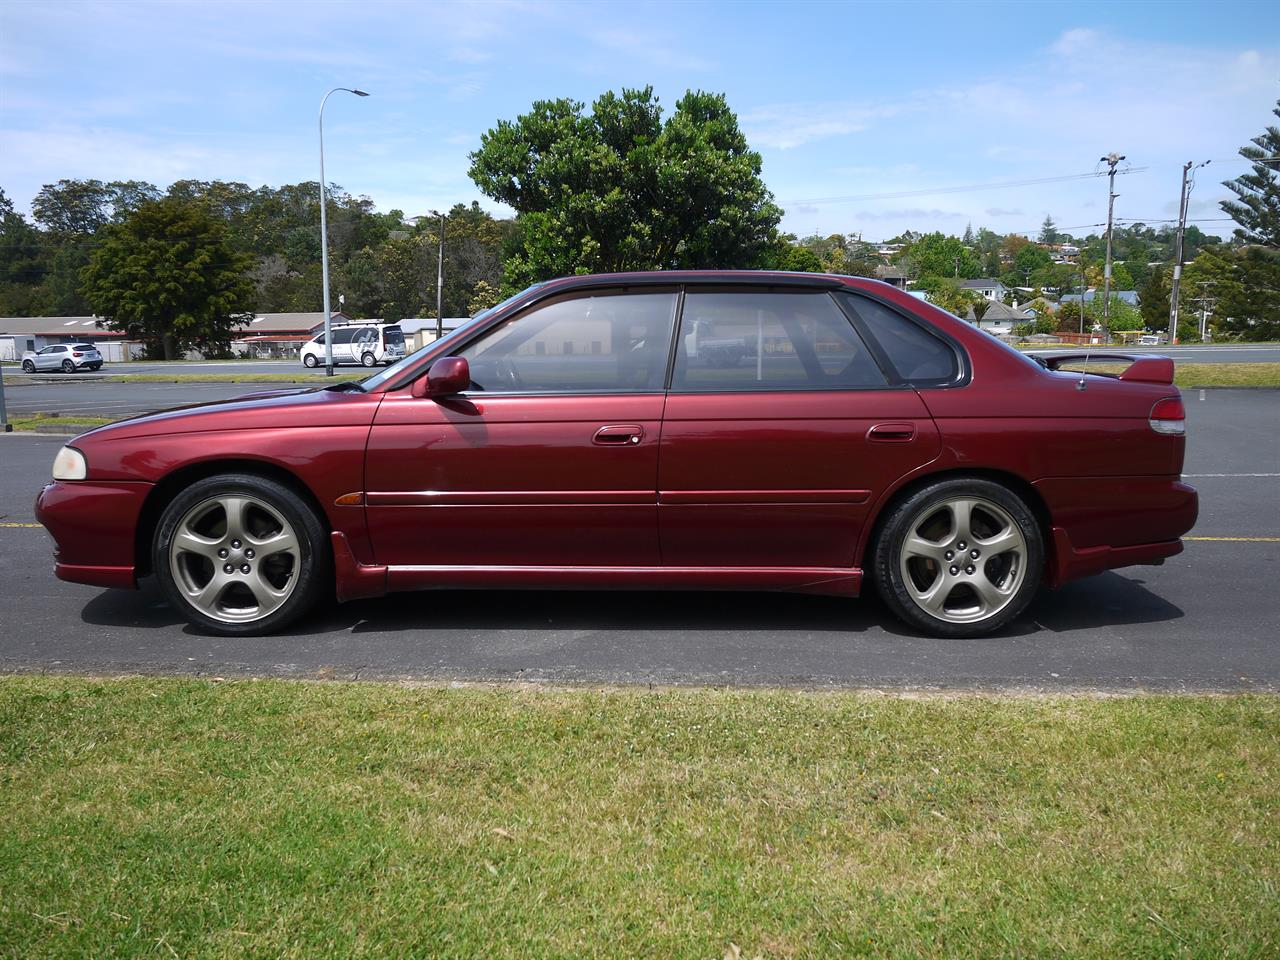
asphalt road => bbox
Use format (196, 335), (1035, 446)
(2, 380), (302, 419)
(2, 359), (302, 377)
(1, 389), (1277, 690)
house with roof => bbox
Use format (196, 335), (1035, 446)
(0, 316), (140, 362)
(960, 278), (1010, 301)
(1060, 289), (1140, 307)
(873, 264), (909, 288)
(963, 300), (1030, 336)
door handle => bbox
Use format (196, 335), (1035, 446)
(593, 424), (644, 446)
(867, 422), (916, 443)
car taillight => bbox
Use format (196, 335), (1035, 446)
(1149, 397), (1185, 435)
(72, 352), (83, 357)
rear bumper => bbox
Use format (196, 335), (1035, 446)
(1039, 476), (1198, 587)
(35, 479), (152, 589)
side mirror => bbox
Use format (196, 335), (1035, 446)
(412, 356), (470, 399)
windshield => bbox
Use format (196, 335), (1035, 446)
(359, 283), (546, 391)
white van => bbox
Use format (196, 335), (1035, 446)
(300, 323), (405, 368)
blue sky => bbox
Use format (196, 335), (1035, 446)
(2, 0), (1278, 241)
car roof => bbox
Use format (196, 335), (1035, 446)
(538, 270), (852, 293)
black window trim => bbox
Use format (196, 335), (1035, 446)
(833, 288), (971, 390)
(665, 284), (899, 395)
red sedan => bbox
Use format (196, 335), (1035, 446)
(35, 272), (1197, 638)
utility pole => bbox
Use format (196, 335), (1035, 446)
(436, 211), (446, 341)
(1168, 160), (1209, 345)
(1100, 153), (1124, 330)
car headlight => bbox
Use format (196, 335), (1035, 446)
(51, 446), (87, 481)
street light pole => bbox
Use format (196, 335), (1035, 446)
(318, 87), (369, 377)
(436, 211), (446, 341)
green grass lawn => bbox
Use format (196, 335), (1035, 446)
(1, 677), (1276, 958)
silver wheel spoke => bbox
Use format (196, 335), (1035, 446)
(221, 497), (248, 542)
(250, 529), (299, 558)
(174, 529), (219, 559)
(971, 573), (1011, 614)
(245, 575), (289, 617)
(975, 527), (1020, 555)
(910, 575), (952, 614)
(903, 534), (945, 562)
(192, 574), (230, 610)
(949, 499), (974, 542)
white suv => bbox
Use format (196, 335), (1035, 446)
(21, 343), (104, 373)
(300, 323), (405, 368)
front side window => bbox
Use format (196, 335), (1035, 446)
(332, 329), (356, 345)
(840, 293), (960, 385)
(458, 290), (677, 393)
(672, 289), (887, 392)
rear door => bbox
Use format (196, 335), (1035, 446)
(364, 287), (678, 567)
(658, 287), (941, 568)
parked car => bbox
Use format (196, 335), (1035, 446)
(21, 343), (103, 373)
(35, 272), (1197, 638)
(300, 322), (405, 368)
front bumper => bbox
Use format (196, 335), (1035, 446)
(35, 479), (152, 589)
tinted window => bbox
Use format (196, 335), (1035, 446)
(841, 293), (959, 384)
(673, 290), (886, 392)
(331, 329), (356, 345)
(384, 325), (404, 347)
(73, 344), (95, 351)
(459, 290), (676, 393)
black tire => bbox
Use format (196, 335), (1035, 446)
(873, 477), (1043, 638)
(88, 364), (101, 371)
(303, 353), (318, 368)
(153, 473), (331, 636)
(21, 360), (35, 373)
(62, 360), (75, 373)
(361, 352), (377, 367)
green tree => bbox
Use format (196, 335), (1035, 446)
(81, 198), (255, 359)
(1139, 267), (1170, 330)
(1038, 216), (1059, 244)
(900, 232), (980, 284)
(1221, 98), (1280, 247)
(469, 86), (781, 289)
(922, 277), (980, 317)
(1012, 244), (1052, 284)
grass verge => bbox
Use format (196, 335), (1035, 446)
(5, 413), (116, 432)
(106, 373), (332, 384)
(1, 677), (1276, 958)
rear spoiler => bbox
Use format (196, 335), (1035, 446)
(1031, 352), (1175, 385)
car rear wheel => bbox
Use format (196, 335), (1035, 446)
(21, 360), (35, 373)
(62, 360), (75, 373)
(361, 352), (377, 367)
(873, 478), (1043, 638)
(303, 353), (318, 368)
(153, 474), (330, 636)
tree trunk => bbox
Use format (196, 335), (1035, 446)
(162, 333), (177, 361)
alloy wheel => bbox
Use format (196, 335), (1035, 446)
(898, 497), (1028, 624)
(168, 495), (301, 624)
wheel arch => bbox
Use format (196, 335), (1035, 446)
(134, 458), (331, 578)
(860, 467), (1053, 574)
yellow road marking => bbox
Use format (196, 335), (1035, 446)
(1185, 536), (1280, 542)
(0, 522), (43, 528)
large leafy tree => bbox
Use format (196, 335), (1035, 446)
(899, 232), (980, 283)
(469, 86), (781, 289)
(1221, 98), (1280, 247)
(81, 198), (255, 359)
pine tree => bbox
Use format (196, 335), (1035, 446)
(1221, 98), (1280, 248)
(1039, 216), (1059, 245)
(962, 223), (974, 246)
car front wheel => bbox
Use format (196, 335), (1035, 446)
(303, 353), (318, 368)
(873, 478), (1043, 638)
(22, 360), (35, 373)
(153, 474), (330, 636)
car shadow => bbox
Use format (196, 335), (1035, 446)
(79, 570), (1184, 640)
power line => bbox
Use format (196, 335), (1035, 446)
(789, 168), (1149, 206)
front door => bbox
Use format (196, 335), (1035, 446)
(658, 287), (941, 568)
(364, 287), (679, 567)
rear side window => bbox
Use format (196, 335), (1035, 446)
(841, 293), (960, 385)
(332, 329), (356, 345)
(673, 290), (887, 392)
